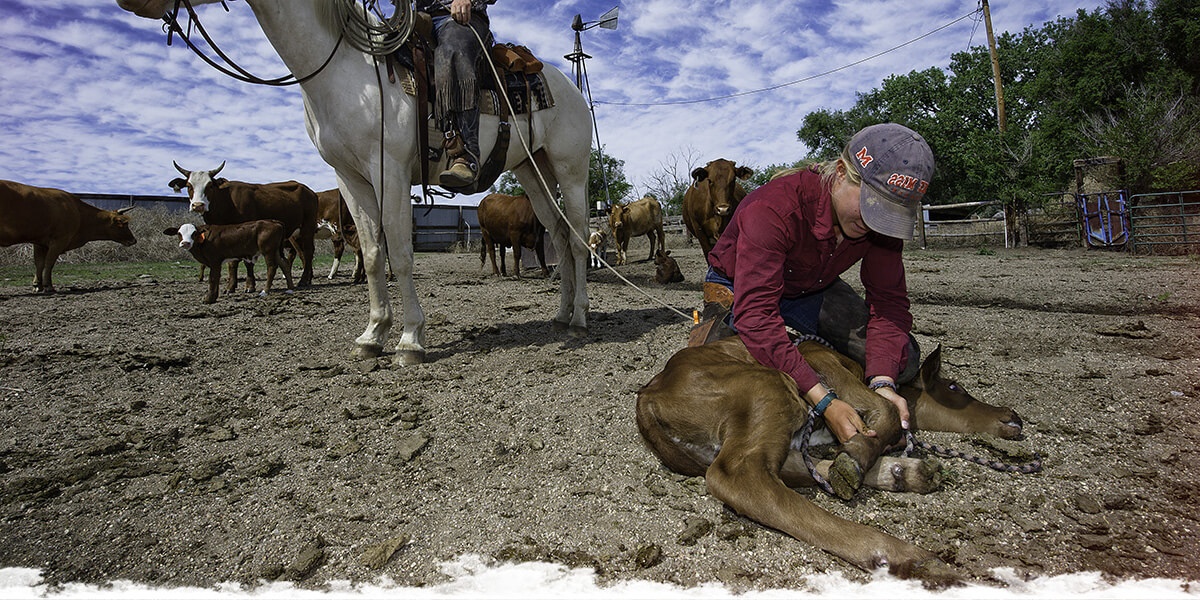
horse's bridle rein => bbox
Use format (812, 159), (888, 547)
(159, 0), (344, 86)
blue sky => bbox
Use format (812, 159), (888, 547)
(0, 0), (1110, 204)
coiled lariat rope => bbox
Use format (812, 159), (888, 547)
(792, 334), (1042, 499)
(336, 0), (413, 56)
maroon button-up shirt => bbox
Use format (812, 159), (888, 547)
(707, 167), (913, 394)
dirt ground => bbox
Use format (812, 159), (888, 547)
(1, 244), (1198, 592)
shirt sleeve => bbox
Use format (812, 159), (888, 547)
(730, 204), (822, 394)
(860, 237), (913, 381)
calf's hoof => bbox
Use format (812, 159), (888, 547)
(902, 557), (962, 588)
(864, 457), (943, 494)
(828, 452), (863, 500)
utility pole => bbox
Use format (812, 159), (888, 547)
(982, 0), (1007, 133)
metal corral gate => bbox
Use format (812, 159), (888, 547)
(1128, 190), (1200, 254)
(413, 204), (480, 252)
(915, 200), (1007, 249)
(1077, 190), (1129, 249)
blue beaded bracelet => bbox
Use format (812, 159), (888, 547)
(813, 390), (837, 416)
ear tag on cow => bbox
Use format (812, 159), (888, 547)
(693, 310), (700, 325)
(196, 232), (206, 244)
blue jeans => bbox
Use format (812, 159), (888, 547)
(704, 267), (921, 383)
(705, 267), (822, 335)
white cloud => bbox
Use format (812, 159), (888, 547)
(0, 0), (1111, 202)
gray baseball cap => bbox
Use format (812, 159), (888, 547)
(846, 123), (935, 240)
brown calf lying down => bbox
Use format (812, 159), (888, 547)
(635, 335), (1025, 583)
(653, 249), (684, 284)
(164, 221), (294, 304)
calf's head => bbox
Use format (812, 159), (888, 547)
(173, 160), (225, 214)
(162, 223), (203, 250)
(691, 159), (752, 217)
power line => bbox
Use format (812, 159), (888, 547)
(595, 8), (983, 108)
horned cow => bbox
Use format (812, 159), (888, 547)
(0, 179), (137, 293)
(171, 161), (318, 293)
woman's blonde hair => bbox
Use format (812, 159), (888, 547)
(769, 145), (863, 191)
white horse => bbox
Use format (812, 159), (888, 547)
(116, 0), (592, 365)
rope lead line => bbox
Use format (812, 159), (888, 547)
(468, 26), (692, 323)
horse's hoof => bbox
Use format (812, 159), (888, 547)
(567, 325), (588, 339)
(394, 349), (426, 366)
(829, 452), (863, 500)
(352, 344), (384, 359)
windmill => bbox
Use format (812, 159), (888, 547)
(564, 7), (618, 215)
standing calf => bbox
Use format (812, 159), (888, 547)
(163, 221), (294, 304)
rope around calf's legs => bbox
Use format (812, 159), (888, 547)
(799, 411), (836, 496)
(904, 431), (1043, 474)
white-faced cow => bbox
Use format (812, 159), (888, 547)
(171, 161), (318, 293)
(587, 229), (606, 269)
(164, 221), (293, 304)
(477, 193), (548, 278)
(682, 159), (752, 261)
(0, 180), (137, 293)
(608, 195), (664, 266)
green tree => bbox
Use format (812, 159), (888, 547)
(490, 146), (632, 213)
(590, 146), (633, 211)
(1154, 0), (1200, 93)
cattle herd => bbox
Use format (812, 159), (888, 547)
(1, 164), (730, 302)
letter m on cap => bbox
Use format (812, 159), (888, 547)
(855, 146), (873, 168)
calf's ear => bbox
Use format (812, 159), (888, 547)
(918, 344), (944, 387)
(736, 166), (754, 179)
(690, 167), (708, 182)
(162, 228), (179, 236)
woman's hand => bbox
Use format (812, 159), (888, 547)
(823, 399), (874, 444)
(870, 377), (910, 430)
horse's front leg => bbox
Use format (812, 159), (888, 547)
(338, 176), (393, 359)
(382, 185), (425, 365)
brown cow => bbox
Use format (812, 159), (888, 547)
(653, 249), (683, 284)
(0, 180), (137, 293)
(682, 159), (752, 260)
(636, 335), (1029, 583)
(172, 161), (318, 292)
(300, 188), (364, 282)
(608, 195), (664, 265)
(163, 221), (293, 304)
(477, 193), (548, 278)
